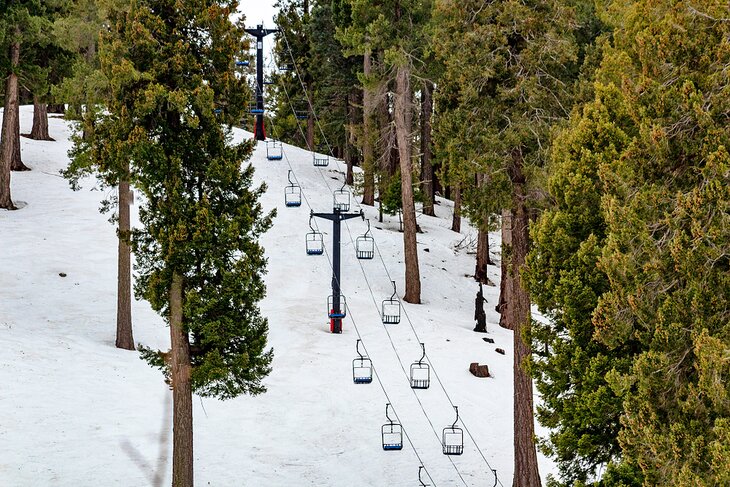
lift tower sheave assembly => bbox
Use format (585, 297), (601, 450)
(244, 24), (278, 141)
(312, 208), (364, 333)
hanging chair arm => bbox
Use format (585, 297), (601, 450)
(390, 281), (397, 301)
(418, 343), (426, 365)
(452, 406), (460, 429)
(356, 339), (365, 360)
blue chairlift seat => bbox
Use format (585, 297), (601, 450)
(267, 140), (283, 161)
(305, 230), (324, 255)
(235, 60), (250, 67)
(352, 340), (373, 384)
(284, 170), (302, 207)
(382, 404), (403, 451)
(250, 108), (265, 114)
(327, 294), (347, 318)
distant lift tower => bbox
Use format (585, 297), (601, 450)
(245, 24), (278, 141)
(312, 208), (364, 333)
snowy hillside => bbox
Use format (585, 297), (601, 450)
(0, 106), (555, 486)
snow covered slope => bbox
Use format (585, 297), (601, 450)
(0, 107), (555, 486)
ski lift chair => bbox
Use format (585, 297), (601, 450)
(250, 106), (265, 114)
(381, 281), (401, 324)
(352, 339), (373, 384)
(442, 406), (464, 455)
(418, 466), (431, 486)
(381, 403), (403, 451)
(313, 152), (329, 167)
(266, 140), (283, 160)
(235, 60), (250, 67)
(295, 109), (308, 120)
(333, 181), (351, 212)
(410, 343), (431, 390)
(284, 170), (302, 207)
(305, 215), (324, 255)
(356, 219), (375, 260)
(327, 294), (347, 319)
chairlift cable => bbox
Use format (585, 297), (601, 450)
(278, 31), (502, 487)
(266, 128), (439, 487)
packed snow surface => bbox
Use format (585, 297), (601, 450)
(0, 107), (556, 486)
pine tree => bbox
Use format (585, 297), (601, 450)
(72, 2), (273, 485)
(590, 1), (730, 484)
(0, 0), (61, 208)
(524, 82), (642, 485)
(432, 0), (581, 484)
(339, 0), (431, 303)
(62, 0), (136, 351)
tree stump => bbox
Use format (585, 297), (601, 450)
(469, 362), (490, 378)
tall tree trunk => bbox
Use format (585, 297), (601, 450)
(11, 90), (28, 171)
(420, 81), (435, 216)
(116, 175), (134, 350)
(451, 184), (461, 233)
(361, 52), (375, 205)
(0, 37), (19, 209)
(394, 65), (421, 304)
(170, 272), (193, 487)
(507, 154), (540, 487)
(30, 96), (52, 141)
(498, 209), (514, 329)
(475, 225), (490, 283)
(345, 92), (354, 185)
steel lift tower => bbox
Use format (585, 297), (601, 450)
(245, 24), (278, 141)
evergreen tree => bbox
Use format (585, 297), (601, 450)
(524, 82), (642, 485)
(590, 1), (730, 484)
(432, 0), (581, 484)
(71, 2), (273, 485)
(0, 0), (62, 208)
(339, 0), (431, 303)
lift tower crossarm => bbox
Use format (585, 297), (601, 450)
(311, 208), (364, 333)
(244, 25), (279, 141)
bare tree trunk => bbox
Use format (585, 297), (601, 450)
(362, 52), (375, 206)
(0, 38), (20, 209)
(498, 209), (514, 329)
(394, 65), (420, 304)
(475, 225), (490, 283)
(420, 81), (435, 216)
(30, 96), (52, 141)
(170, 272), (193, 487)
(11, 91), (28, 171)
(507, 154), (540, 487)
(116, 175), (134, 350)
(451, 184), (461, 233)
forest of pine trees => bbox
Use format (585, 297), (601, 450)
(1, 0), (728, 486)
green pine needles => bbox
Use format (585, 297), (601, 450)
(74, 0), (274, 401)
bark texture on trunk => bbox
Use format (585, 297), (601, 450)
(498, 209), (514, 329)
(0, 38), (20, 209)
(116, 177), (135, 350)
(451, 184), (461, 233)
(361, 52), (375, 206)
(11, 84), (28, 171)
(170, 272), (193, 487)
(508, 155), (541, 487)
(394, 65), (421, 304)
(475, 225), (490, 283)
(420, 81), (435, 217)
(30, 97), (53, 141)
